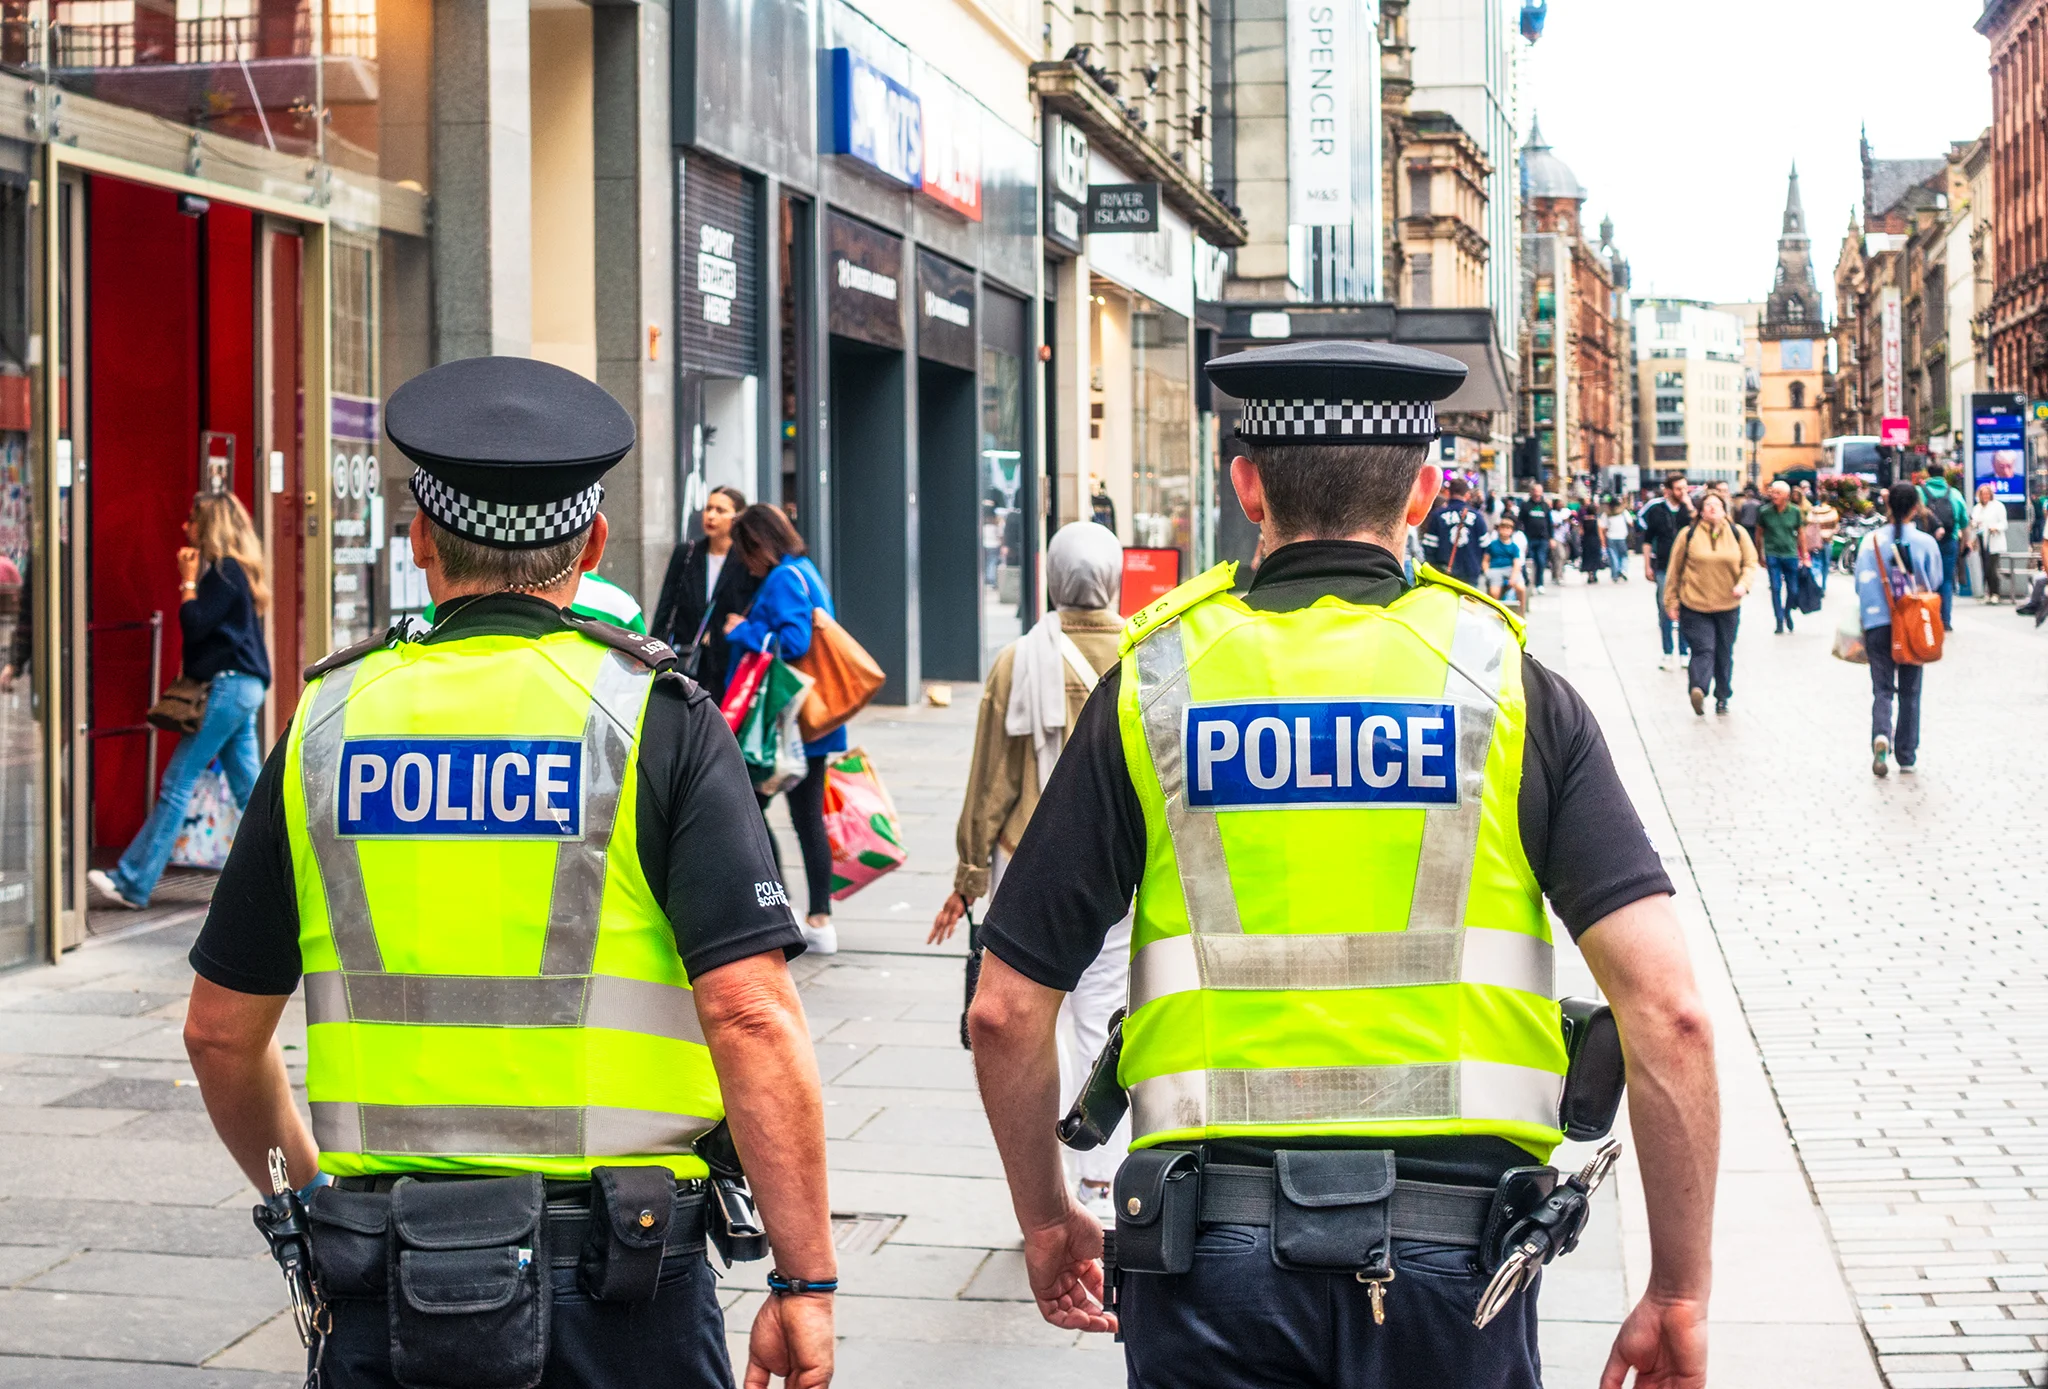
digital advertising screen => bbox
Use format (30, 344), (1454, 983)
(1971, 401), (2027, 506)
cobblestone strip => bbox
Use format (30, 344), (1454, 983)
(1592, 583), (2048, 1389)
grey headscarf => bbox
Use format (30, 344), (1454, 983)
(1046, 521), (1123, 612)
(1006, 522), (1123, 786)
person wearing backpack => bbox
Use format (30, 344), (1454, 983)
(1918, 471), (1967, 628)
(1858, 482), (1945, 777)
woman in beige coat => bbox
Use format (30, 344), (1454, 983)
(1663, 491), (1760, 717)
(931, 521), (1127, 1216)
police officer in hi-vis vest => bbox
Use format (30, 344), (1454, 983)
(969, 342), (1720, 1388)
(182, 357), (836, 1388)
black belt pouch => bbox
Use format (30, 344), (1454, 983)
(387, 1175), (548, 1389)
(1270, 1150), (1396, 1277)
(306, 1186), (390, 1299)
(1112, 1149), (1200, 1275)
(579, 1166), (673, 1303)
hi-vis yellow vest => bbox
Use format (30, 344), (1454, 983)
(1116, 563), (1568, 1160)
(284, 627), (722, 1179)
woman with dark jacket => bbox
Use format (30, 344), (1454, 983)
(89, 493), (271, 909)
(724, 503), (846, 955)
(1578, 503), (1607, 582)
(649, 484), (758, 698)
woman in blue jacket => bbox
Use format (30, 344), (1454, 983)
(1856, 481), (1945, 778)
(725, 504), (846, 954)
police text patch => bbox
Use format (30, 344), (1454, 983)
(1182, 700), (1459, 811)
(337, 739), (585, 838)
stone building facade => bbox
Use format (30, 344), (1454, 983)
(1980, 0), (2048, 402)
(1520, 120), (1623, 486)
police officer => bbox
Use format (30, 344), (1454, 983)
(182, 357), (836, 1389)
(968, 341), (1720, 1388)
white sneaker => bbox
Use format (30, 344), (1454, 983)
(1872, 735), (1890, 779)
(86, 869), (141, 910)
(798, 920), (838, 956)
(1078, 1182), (1114, 1224)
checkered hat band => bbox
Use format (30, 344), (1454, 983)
(410, 469), (603, 549)
(1238, 399), (1438, 440)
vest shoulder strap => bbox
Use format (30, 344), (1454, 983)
(1412, 563), (1528, 647)
(1120, 562), (1240, 658)
(559, 611), (680, 672)
(303, 621), (412, 682)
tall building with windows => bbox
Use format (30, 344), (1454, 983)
(1759, 166), (1827, 479)
(1634, 300), (1749, 484)
(1520, 119), (1623, 485)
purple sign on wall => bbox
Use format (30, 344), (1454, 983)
(333, 394), (379, 443)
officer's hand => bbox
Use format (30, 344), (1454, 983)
(1022, 1202), (1116, 1334)
(1600, 1293), (1707, 1389)
(745, 1291), (834, 1388)
(928, 892), (974, 945)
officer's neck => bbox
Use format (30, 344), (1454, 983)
(1258, 523), (1402, 563)
(425, 570), (583, 611)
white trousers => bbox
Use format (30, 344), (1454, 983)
(989, 849), (1132, 1188)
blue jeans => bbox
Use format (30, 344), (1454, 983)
(109, 670), (265, 905)
(1812, 549), (1829, 596)
(1523, 537), (1546, 589)
(1937, 540), (1959, 626)
(1765, 554), (1804, 629)
(1865, 624), (1923, 766)
(1606, 539), (1629, 577)
(1121, 1223), (1541, 1388)
(1653, 568), (1688, 655)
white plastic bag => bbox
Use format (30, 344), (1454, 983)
(1832, 603), (1868, 665)
(170, 761), (243, 869)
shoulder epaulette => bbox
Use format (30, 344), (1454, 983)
(1119, 562), (1240, 657)
(1412, 563), (1528, 646)
(303, 621), (411, 682)
(559, 610), (679, 671)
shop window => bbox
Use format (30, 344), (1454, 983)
(1130, 306), (1192, 580)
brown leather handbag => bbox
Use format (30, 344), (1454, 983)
(787, 567), (884, 741)
(146, 674), (209, 735)
(1871, 534), (1945, 666)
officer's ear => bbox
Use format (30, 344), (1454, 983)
(577, 513), (609, 575)
(1405, 463), (1445, 528)
(1229, 455), (1266, 526)
(409, 511), (438, 575)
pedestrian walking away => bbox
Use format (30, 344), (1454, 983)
(1515, 483), (1552, 591)
(1919, 469), (1967, 628)
(725, 502), (850, 956)
(1603, 498), (1632, 580)
(934, 520), (1130, 1220)
(88, 492), (272, 911)
(178, 355), (835, 1389)
(1756, 480), (1808, 634)
(1971, 482), (2009, 604)
(1639, 472), (1695, 668)
(1663, 491), (1759, 716)
(1859, 481), (1945, 778)
(966, 340), (1719, 1389)
(1805, 489), (1839, 596)
(1420, 474), (1485, 586)
(651, 483), (760, 698)
(1577, 502), (1606, 582)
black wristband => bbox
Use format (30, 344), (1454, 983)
(766, 1270), (838, 1296)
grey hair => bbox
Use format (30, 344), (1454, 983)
(425, 517), (589, 590)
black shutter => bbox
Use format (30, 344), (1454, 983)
(677, 150), (760, 377)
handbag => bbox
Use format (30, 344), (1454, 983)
(787, 567), (885, 742)
(820, 747), (905, 900)
(1871, 534), (1945, 665)
(1793, 563), (1823, 614)
(147, 674), (209, 735)
(736, 653), (814, 795)
(170, 761), (243, 869)
(959, 907), (981, 1050)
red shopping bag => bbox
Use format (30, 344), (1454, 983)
(720, 650), (773, 732)
(822, 747), (906, 900)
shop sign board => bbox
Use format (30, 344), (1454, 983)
(677, 151), (760, 376)
(828, 211), (905, 350)
(1120, 548), (1183, 617)
(1088, 183), (1159, 234)
(1880, 289), (1903, 419)
(1880, 416), (1911, 446)
(1087, 150), (1194, 318)
(1043, 116), (1089, 254)
(1968, 392), (2027, 505)
(913, 63), (981, 221)
(916, 250), (976, 371)
(1287, 0), (1352, 224)
(826, 48), (922, 189)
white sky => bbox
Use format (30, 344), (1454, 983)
(1520, 0), (1993, 310)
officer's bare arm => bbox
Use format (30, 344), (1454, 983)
(1576, 893), (1719, 1389)
(968, 951), (1116, 1334)
(185, 976), (320, 1192)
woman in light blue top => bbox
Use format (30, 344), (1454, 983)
(1855, 481), (1944, 778)
(725, 503), (846, 954)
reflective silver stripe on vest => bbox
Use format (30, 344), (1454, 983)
(1133, 623), (1245, 935)
(1127, 926), (1553, 1011)
(1406, 599), (1511, 932)
(311, 1101), (717, 1157)
(1129, 1061), (1563, 1140)
(299, 663), (383, 972)
(540, 652), (651, 975)
(302, 971), (705, 1044)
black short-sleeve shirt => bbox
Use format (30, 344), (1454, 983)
(978, 541), (1672, 1182)
(190, 595), (802, 996)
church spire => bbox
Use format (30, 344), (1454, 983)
(1764, 157), (1824, 337)
(1783, 163), (1805, 238)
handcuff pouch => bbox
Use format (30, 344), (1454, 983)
(387, 1175), (548, 1389)
(1270, 1149), (1396, 1277)
(579, 1166), (674, 1303)
(1111, 1149), (1200, 1275)
(1480, 1166), (1558, 1274)
(307, 1185), (390, 1299)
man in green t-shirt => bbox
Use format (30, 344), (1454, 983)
(1757, 479), (1807, 635)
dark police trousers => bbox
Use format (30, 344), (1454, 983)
(318, 1248), (736, 1389)
(1120, 1225), (1542, 1389)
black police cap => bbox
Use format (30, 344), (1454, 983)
(385, 356), (636, 549)
(1204, 341), (1468, 443)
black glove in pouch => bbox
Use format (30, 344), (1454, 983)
(1111, 1149), (1201, 1275)
(388, 1174), (548, 1389)
(1270, 1149), (1396, 1278)
(579, 1166), (674, 1303)
(307, 1185), (391, 1299)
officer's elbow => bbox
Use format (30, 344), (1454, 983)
(1631, 991), (1714, 1064)
(694, 955), (804, 1046)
